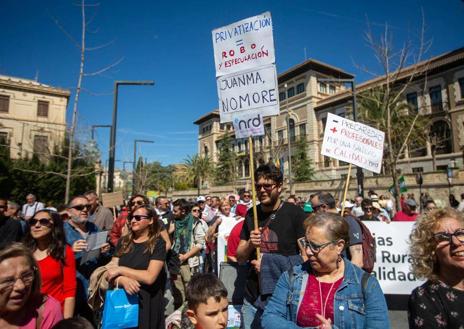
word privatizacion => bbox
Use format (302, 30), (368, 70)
(214, 17), (272, 43)
(221, 89), (276, 113)
(341, 119), (384, 141)
(219, 48), (269, 69)
(219, 71), (265, 91)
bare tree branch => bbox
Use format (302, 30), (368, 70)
(85, 38), (116, 51)
(48, 11), (81, 49)
(84, 57), (124, 77)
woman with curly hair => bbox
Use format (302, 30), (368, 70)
(106, 205), (166, 329)
(408, 208), (464, 328)
(24, 209), (76, 318)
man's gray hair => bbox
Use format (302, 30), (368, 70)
(26, 194), (36, 200)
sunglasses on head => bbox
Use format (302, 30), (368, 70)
(130, 200), (145, 207)
(130, 214), (150, 221)
(71, 204), (91, 211)
(30, 217), (52, 227)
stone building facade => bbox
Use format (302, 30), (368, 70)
(194, 47), (464, 189)
(0, 75), (70, 160)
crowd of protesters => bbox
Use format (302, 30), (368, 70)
(0, 166), (463, 329)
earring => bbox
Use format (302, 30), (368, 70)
(336, 254), (342, 269)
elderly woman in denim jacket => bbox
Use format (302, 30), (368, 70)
(262, 212), (389, 329)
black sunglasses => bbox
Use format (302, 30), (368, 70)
(71, 204), (91, 211)
(130, 215), (150, 221)
(30, 218), (53, 227)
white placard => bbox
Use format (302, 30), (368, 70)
(232, 112), (265, 139)
(364, 221), (424, 295)
(212, 12), (275, 77)
(217, 64), (279, 123)
(217, 217), (244, 275)
(321, 113), (385, 173)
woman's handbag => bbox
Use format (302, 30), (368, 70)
(101, 284), (139, 329)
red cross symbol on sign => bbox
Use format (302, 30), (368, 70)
(330, 127), (337, 133)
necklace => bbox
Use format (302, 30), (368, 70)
(317, 277), (336, 320)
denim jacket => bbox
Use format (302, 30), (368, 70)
(262, 259), (390, 329)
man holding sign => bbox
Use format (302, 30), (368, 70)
(236, 163), (306, 329)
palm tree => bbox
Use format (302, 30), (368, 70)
(184, 154), (213, 196)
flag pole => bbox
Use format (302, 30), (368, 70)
(341, 164), (352, 215)
(248, 136), (261, 259)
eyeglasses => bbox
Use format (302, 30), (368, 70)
(243, 194), (251, 198)
(130, 215), (150, 221)
(312, 204), (326, 212)
(71, 204), (91, 211)
(130, 200), (145, 207)
(434, 229), (464, 245)
(255, 184), (276, 192)
(192, 209), (200, 212)
(363, 207), (373, 212)
(0, 205), (6, 209)
(29, 217), (52, 227)
(0, 270), (35, 290)
(302, 239), (337, 253)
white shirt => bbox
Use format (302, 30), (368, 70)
(22, 201), (44, 218)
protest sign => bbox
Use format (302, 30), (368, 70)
(217, 64), (279, 122)
(364, 221), (424, 295)
(232, 112), (265, 139)
(321, 113), (385, 173)
(101, 191), (124, 208)
(212, 12), (275, 77)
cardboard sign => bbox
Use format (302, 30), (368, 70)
(232, 112), (265, 139)
(217, 64), (279, 123)
(321, 113), (385, 173)
(364, 221), (424, 295)
(212, 12), (275, 77)
(101, 191), (124, 208)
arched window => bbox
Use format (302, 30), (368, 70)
(244, 158), (250, 177)
(429, 120), (452, 155)
(289, 118), (296, 142)
(204, 145), (209, 158)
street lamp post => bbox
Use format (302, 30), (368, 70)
(133, 139), (154, 195)
(107, 80), (154, 192)
(285, 83), (294, 194)
(318, 78), (364, 197)
(91, 124), (111, 140)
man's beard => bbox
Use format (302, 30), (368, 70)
(71, 215), (87, 225)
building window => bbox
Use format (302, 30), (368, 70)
(33, 135), (49, 158)
(429, 85), (442, 113)
(412, 167), (424, 173)
(204, 145), (209, 158)
(265, 124), (271, 145)
(329, 85), (336, 94)
(296, 83), (305, 94)
(244, 158), (250, 177)
(319, 82), (327, 94)
(220, 123), (225, 130)
(406, 92), (418, 113)
(0, 132), (8, 156)
(430, 120), (452, 155)
(0, 95), (9, 113)
(287, 87), (295, 98)
(279, 92), (286, 101)
(288, 118), (296, 142)
(409, 139), (427, 158)
(459, 77), (464, 99)
(299, 124), (306, 138)
(324, 156), (331, 168)
(278, 130), (284, 144)
(37, 100), (49, 117)
(320, 117), (327, 136)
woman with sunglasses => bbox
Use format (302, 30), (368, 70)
(0, 243), (63, 328)
(109, 194), (171, 251)
(408, 208), (464, 328)
(23, 210), (76, 319)
(262, 212), (389, 329)
(106, 205), (166, 329)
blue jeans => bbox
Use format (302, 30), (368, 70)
(242, 299), (263, 329)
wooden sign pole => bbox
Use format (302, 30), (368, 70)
(248, 136), (261, 259)
(341, 164), (352, 215)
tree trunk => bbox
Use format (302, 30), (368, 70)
(65, 0), (86, 204)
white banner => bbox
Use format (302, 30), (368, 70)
(321, 113), (385, 173)
(212, 12), (275, 77)
(364, 221), (424, 295)
(217, 64), (279, 123)
(232, 112), (265, 139)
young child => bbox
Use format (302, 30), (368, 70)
(186, 273), (229, 329)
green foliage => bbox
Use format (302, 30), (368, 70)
(214, 134), (237, 185)
(184, 154), (213, 196)
(0, 138), (95, 205)
(292, 137), (315, 182)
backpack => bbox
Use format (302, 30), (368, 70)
(352, 217), (376, 273)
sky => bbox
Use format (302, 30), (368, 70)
(1, 0), (463, 168)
